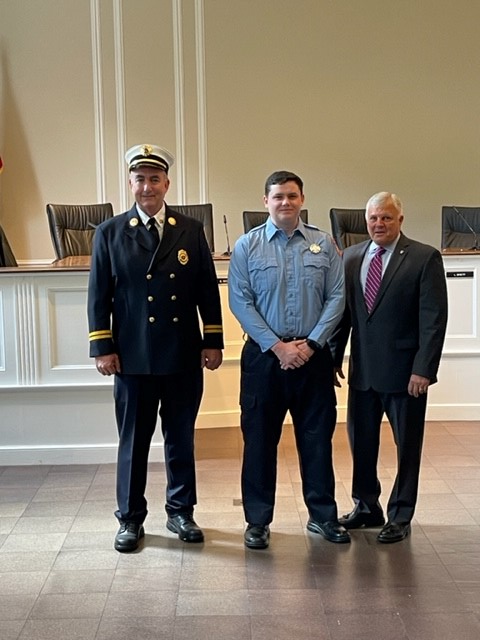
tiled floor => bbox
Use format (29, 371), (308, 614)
(1, 421), (479, 640)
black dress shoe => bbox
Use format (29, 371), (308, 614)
(377, 522), (411, 544)
(244, 524), (270, 549)
(306, 519), (351, 543)
(339, 509), (385, 529)
(166, 513), (204, 542)
(114, 522), (145, 552)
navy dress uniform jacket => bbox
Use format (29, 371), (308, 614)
(88, 204), (223, 373)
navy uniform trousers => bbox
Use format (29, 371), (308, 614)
(240, 340), (338, 526)
(113, 369), (203, 524)
(347, 386), (428, 524)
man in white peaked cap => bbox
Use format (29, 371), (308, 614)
(88, 143), (223, 552)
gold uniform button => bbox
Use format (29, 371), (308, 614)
(148, 296), (154, 302)
(149, 317), (155, 323)
(146, 274), (152, 280)
(170, 273), (175, 279)
(171, 295), (177, 301)
(173, 317), (179, 323)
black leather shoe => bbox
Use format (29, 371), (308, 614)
(114, 522), (144, 552)
(339, 509), (385, 529)
(306, 519), (351, 543)
(377, 522), (411, 544)
(244, 524), (270, 549)
(166, 513), (204, 542)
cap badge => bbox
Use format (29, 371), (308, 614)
(168, 217), (177, 226)
(178, 249), (189, 265)
(142, 144), (153, 157)
(309, 243), (321, 254)
(129, 218), (139, 227)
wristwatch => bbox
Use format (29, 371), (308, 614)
(306, 339), (321, 352)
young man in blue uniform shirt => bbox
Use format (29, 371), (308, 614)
(228, 170), (349, 549)
(88, 143), (223, 551)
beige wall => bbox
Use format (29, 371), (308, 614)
(1, 0), (479, 261)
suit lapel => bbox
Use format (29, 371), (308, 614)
(148, 207), (187, 270)
(123, 206), (153, 252)
(372, 234), (410, 310)
(123, 205), (188, 263)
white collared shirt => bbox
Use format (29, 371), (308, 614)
(136, 204), (166, 242)
(360, 236), (400, 289)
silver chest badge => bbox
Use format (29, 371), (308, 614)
(309, 243), (321, 254)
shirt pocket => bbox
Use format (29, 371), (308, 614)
(302, 253), (330, 287)
(248, 257), (278, 291)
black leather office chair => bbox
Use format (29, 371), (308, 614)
(46, 203), (114, 259)
(441, 206), (480, 250)
(243, 209), (308, 233)
(171, 203), (214, 252)
(0, 224), (18, 267)
(329, 208), (368, 250)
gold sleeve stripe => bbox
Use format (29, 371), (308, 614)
(203, 325), (223, 333)
(89, 330), (113, 341)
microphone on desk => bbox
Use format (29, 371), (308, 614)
(452, 207), (480, 251)
(222, 215), (232, 256)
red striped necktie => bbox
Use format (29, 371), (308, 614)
(364, 246), (386, 313)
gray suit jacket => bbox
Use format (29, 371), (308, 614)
(329, 233), (448, 393)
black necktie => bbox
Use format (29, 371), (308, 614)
(147, 218), (160, 247)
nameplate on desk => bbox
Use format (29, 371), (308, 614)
(442, 248), (480, 255)
(446, 271), (474, 278)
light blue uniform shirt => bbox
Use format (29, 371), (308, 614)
(228, 217), (345, 352)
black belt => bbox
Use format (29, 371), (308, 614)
(246, 336), (307, 345)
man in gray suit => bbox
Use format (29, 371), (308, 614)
(330, 192), (448, 543)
